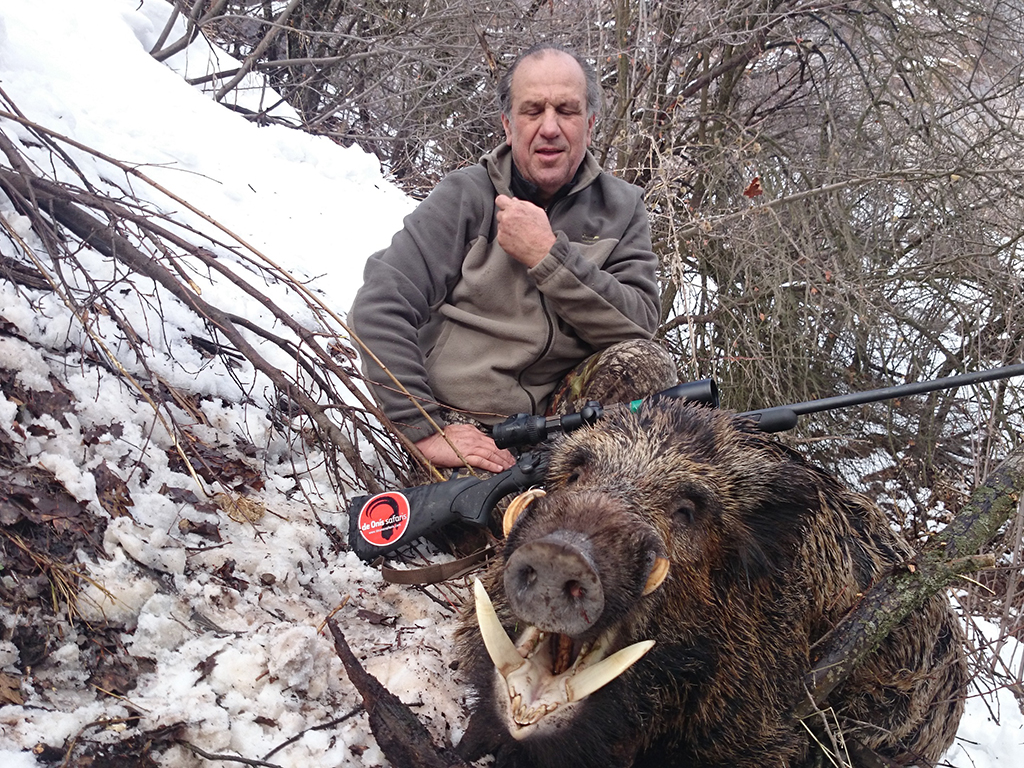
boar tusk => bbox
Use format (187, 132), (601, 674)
(642, 556), (670, 596)
(502, 488), (546, 537)
(474, 579), (525, 677)
(565, 640), (655, 702)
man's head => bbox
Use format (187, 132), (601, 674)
(498, 44), (599, 203)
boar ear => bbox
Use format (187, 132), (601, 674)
(503, 488), (546, 536)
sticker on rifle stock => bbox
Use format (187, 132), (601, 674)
(357, 492), (411, 547)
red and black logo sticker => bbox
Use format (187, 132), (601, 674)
(356, 492), (411, 547)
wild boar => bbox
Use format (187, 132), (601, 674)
(456, 400), (966, 768)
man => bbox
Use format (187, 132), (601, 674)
(349, 43), (675, 473)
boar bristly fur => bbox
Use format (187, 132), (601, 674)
(456, 401), (966, 768)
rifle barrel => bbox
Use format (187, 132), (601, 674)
(739, 363), (1024, 432)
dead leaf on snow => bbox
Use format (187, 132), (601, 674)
(0, 672), (24, 705)
(214, 492), (265, 524)
(0, 475), (82, 526)
(177, 518), (221, 541)
(94, 461), (134, 518)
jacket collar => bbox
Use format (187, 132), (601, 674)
(510, 160), (584, 206)
(482, 143), (601, 205)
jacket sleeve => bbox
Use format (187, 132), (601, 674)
(348, 171), (492, 439)
(527, 184), (660, 347)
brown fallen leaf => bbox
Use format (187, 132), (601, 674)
(215, 492), (265, 523)
(95, 460), (134, 518)
(0, 671), (24, 705)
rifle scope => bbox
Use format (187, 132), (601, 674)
(492, 378), (719, 450)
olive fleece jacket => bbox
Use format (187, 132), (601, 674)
(348, 143), (660, 440)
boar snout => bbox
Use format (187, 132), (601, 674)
(504, 532), (605, 635)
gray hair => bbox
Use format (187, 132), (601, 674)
(497, 43), (601, 120)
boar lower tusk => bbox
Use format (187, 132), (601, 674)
(474, 579), (525, 677)
(503, 488), (546, 537)
(642, 556), (670, 595)
(565, 640), (655, 702)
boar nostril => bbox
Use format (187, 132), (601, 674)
(504, 535), (605, 635)
(518, 565), (537, 590)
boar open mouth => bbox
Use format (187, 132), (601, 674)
(473, 579), (655, 734)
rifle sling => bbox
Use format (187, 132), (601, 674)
(376, 545), (495, 585)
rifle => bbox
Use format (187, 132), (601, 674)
(348, 364), (1024, 562)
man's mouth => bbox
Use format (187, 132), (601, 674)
(534, 146), (564, 159)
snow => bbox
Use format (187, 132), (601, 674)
(0, 1), (1021, 766)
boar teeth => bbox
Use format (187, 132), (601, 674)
(474, 579), (656, 734)
(564, 640), (655, 702)
(513, 701), (558, 726)
(503, 488), (546, 536)
(553, 632), (574, 675)
(643, 556), (670, 595)
(474, 579), (526, 676)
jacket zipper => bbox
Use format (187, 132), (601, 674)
(515, 195), (569, 413)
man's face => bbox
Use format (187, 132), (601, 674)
(502, 51), (596, 203)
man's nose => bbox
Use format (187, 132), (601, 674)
(539, 108), (562, 137)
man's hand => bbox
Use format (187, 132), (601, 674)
(414, 423), (517, 473)
(495, 194), (557, 268)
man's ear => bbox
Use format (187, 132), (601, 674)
(586, 113), (596, 145)
(501, 113), (513, 146)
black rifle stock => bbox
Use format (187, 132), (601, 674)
(348, 380), (718, 561)
(348, 451), (546, 562)
(348, 365), (1024, 561)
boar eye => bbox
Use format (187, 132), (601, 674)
(558, 447), (593, 486)
(673, 499), (697, 525)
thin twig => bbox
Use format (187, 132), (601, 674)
(184, 742), (283, 768)
(213, 0), (303, 102)
(261, 707), (363, 761)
